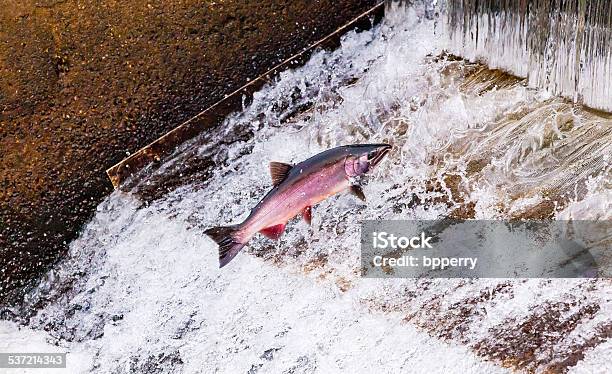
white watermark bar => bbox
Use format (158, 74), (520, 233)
(361, 220), (611, 278)
(0, 353), (67, 369)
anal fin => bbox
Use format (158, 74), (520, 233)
(260, 223), (286, 240)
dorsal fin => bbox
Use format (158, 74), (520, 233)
(269, 161), (293, 186)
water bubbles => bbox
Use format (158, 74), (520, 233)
(446, 0), (612, 112)
(4, 3), (610, 373)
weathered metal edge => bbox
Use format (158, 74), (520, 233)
(106, 2), (385, 189)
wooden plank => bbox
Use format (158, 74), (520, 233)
(106, 2), (385, 188)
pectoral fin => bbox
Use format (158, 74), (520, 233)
(350, 185), (366, 202)
(260, 223), (286, 240)
(302, 206), (312, 225)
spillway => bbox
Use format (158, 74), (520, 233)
(1, 2), (610, 373)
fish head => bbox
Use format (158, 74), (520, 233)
(344, 144), (392, 177)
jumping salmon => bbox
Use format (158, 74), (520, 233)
(205, 144), (392, 267)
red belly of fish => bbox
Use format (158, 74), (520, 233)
(245, 163), (349, 237)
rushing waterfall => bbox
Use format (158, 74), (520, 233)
(1, 2), (610, 374)
(446, 0), (612, 112)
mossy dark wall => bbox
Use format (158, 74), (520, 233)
(0, 0), (378, 305)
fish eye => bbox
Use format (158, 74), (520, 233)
(367, 151), (378, 160)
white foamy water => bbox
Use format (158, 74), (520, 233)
(446, 0), (612, 112)
(2, 3), (611, 373)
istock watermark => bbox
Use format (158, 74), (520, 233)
(372, 231), (434, 249)
(361, 220), (611, 278)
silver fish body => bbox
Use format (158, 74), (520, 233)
(205, 144), (391, 267)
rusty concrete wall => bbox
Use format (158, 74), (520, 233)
(0, 0), (378, 306)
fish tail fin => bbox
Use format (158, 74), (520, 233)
(204, 225), (246, 268)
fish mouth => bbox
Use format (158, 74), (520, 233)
(368, 144), (392, 167)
